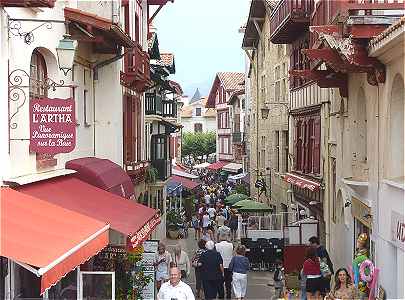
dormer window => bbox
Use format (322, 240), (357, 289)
(195, 107), (202, 116)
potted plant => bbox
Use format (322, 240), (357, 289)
(145, 166), (159, 184)
(166, 210), (182, 239)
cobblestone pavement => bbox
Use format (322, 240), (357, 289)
(161, 232), (278, 299)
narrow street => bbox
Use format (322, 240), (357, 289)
(162, 234), (275, 300)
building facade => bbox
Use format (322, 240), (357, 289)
(206, 72), (245, 162)
(270, 0), (404, 298)
(0, 0), (173, 297)
(180, 96), (216, 133)
(242, 0), (291, 217)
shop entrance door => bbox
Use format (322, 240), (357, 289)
(79, 271), (115, 300)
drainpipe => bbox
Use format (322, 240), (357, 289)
(324, 91), (332, 251)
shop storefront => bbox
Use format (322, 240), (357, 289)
(284, 172), (324, 241)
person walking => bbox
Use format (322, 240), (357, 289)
(215, 235), (234, 299)
(229, 245), (249, 300)
(172, 244), (191, 280)
(192, 214), (201, 240)
(309, 236), (334, 293)
(191, 239), (207, 299)
(217, 220), (231, 241)
(303, 247), (324, 299)
(273, 259), (285, 299)
(326, 268), (358, 299)
(199, 240), (224, 300)
(157, 267), (195, 300)
(229, 210), (238, 241)
(202, 211), (211, 234)
(154, 243), (172, 290)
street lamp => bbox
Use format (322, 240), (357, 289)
(56, 34), (77, 76)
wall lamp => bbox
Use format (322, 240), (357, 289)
(56, 34), (77, 76)
(344, 201), (352, 208)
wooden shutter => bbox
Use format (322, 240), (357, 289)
(136, 96), (142, 161)
(313, 115), (321, 174)
(294, 120), (300, 170)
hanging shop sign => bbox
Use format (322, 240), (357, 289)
(390, 211), (404, 250)
(29, 98), (76, 154)
(127, 214), (161, 250)
(284, 173), (321, 192)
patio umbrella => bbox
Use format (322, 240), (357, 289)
(233, 199), (273, 212)
(224, 193), (249, 205)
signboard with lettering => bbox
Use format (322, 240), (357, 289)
(391, 211), (404, 250)
(284, 173), (321, 192)
(29, 98), (76, 154)
(351, 197), (372, 228)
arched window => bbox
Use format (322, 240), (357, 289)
(356, 88), (367, 162)
(388, 74), (404, 178)
(29, 50), (47, 99)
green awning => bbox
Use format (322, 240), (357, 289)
(224, 193), (249, 205)
(233, 199), (273, 212)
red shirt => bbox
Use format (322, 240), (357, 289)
(303, 258), (321, 276)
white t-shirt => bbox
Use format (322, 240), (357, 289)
(157, 281), (195, 300)
(204, 194), (211, 204)
(215, 241), (234, 268)
(202, 214), (210, 228)
(207, 207), (216, 219)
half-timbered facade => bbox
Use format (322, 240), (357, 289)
(206, 72), (245, 163)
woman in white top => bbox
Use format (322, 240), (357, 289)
(172, 244), (191, 280)
(154, 243), (172, 290)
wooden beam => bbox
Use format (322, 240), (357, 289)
(243, 49), (254, 64)
(148, 4), (163, 25)
(253, 19), (263, 39)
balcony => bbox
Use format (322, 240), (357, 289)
(120, 44), (151, 92)
(0, 0), (55, 7)
(146, 94), (177, 118)
(145, 93), (163, 116)
(151, 159), (171, 181)
(232, 132), (242, 143)
(126, 161), (149, 185)
(270, 0), (314, 44)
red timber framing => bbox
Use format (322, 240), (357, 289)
(123, 94), (142, 166)
(64, 7), (135, 54)
(292, 107), (321, 176)
(120, 2), (151, 92)
(0, 0), (55, 7)
(281, 0), (403, 93)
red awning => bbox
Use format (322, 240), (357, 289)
(283, 173), (321, 192)
(171, 175), (200, 190)
(0, 187), (109, 294)
(17, 176), (160, 250)
(66, 157), (135, 200)
(207, 161), (228, 171)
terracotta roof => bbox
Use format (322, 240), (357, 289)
(180, 97), (216, 118)
(217, 72), (245, 91)
(369, 16), (405, 48)
(168, 80), (183, 95)
(157, 53), (174, 66)
(180, 106), (193, 118)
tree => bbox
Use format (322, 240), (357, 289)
(182, 131), (216, 162)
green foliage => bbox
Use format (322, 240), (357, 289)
(115, 252), (152, 300)
(182, 131), (216, 160)
(145, 166), (159, 183)
(166, 209), (183, 230)
(235, 184), (249, 196)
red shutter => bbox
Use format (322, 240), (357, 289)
(313, 115), (321, 174)
(123, 95), (132, 164)
(294, 120), (300, 170)
(136, 97), (142, 161)
(300, 120), (306, 172)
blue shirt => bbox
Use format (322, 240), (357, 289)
(229, 255), (249, 274)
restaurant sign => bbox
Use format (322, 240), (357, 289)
(127, 214), (161, 250)
(284, 173), (321, 192)
(29, 98), (76, 154)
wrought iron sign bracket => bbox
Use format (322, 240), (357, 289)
(8, 18), (66, 45)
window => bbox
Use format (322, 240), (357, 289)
(294, 112), (321, 174)
(275, 131), (280, 172)
(194, 123), (203, 132)
(217, 110), (229, 129)
(195, 107), (202, 116)
(124, 94), (142, 164)
(260, 74), (266, 100)
(152, 136), (166, 160)
(30, 50), (47, 99)
(219, 136), (231, 154)
(283, 130), (289, 172)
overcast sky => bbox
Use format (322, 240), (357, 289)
(154, 0), (250, 97)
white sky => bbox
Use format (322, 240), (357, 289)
(154, 0), (251, 97)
